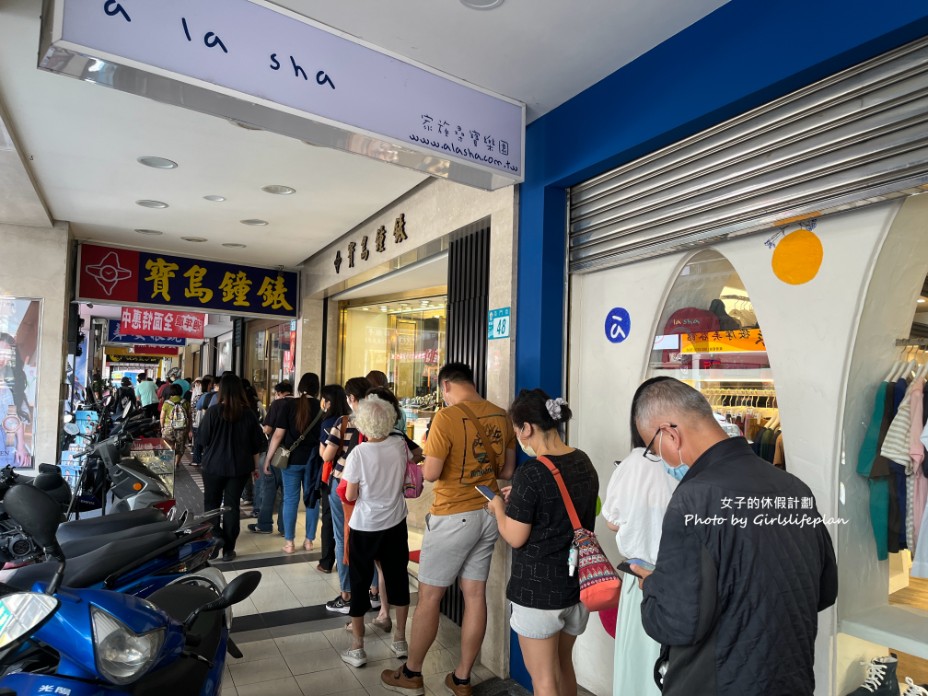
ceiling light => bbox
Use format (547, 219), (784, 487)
(380, 306), (388, 312)
(229, 120), (262, 131)
(136, 199), (169, 209)
(137, 156), (177, 169)
(134, 229), (163, 236)
(222, 243), (247, 248)
(919, 298), (926, 304)
(460, 0), (505, 8)
(241, 219), (268, 226)
(181, 236), (208, 243)
(261, 185), (296, 195)
(204, 195), (226, 202)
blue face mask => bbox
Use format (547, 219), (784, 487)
(657, 430), (690, 481)
(662, 460), (690, 481)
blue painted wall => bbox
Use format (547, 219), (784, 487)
(511, 0), (928, 688)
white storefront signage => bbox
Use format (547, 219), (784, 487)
(39, 0), (525, 190)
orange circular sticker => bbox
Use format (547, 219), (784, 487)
(771, 229), (823, 285)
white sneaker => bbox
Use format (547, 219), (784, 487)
(341, 648), (367, 668)
(903, 678), (928, 696)
(390, 640), (408, 658)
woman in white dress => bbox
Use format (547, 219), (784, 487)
(601, 377), (679, 696)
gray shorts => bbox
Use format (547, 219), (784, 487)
(509, 601), (590, 640)
(417, 508), (498, 586)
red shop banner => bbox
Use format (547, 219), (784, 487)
(130, 346), (181, 357)
(119, 307), (205, 339)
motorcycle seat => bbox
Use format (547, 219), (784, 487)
(56, 507), (166, 544)
(60, 520), (179, 557)
(5, 530), (177, 591)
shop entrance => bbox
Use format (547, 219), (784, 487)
(244, 320), (296, 408)
(338, 294), (446, 437)
(879, 273), (928, 687)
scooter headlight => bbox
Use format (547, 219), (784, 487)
(91, 606), (164, 684)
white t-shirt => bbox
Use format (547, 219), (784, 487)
(600, 447), (678, 565)
(342, 437), (408, 532)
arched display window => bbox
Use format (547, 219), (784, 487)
(647, 250), (784, 466)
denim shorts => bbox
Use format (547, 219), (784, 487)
(509, 601), (590, 640)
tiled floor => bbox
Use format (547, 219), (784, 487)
(185, 468), (487, 696)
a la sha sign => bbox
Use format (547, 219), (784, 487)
(39, 0), (525, 191)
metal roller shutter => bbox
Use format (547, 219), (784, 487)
(569, 36), (928, 273)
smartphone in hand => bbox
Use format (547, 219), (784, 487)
(475, 484), (496, 501)
(617, 558), (655, 576)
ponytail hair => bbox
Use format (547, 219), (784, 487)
(509, 388), (572, 432)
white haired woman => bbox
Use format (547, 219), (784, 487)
(337, 395), (411, 668)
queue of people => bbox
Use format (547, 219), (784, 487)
(145, 360), (839, 696)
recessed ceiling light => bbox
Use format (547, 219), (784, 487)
(137, 156), (178, 169)
(204, 195), (226, 202)
(229, 119), (263, 131)
(222, 243), (247, 248)
(136, 199), (169, 209)
(181, 236), (208, 243)
(134, 229), (163, 236)
(460, 0), (504, 8)
(380, 306), (388, 312)
(919, 298), (926, 304)
(241, 219), (268, 226)
(261, 184), (296, 195)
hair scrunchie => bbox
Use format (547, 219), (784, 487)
(545, 397), (568, 422)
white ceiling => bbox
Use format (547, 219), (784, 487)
(0, 0), (728, 267)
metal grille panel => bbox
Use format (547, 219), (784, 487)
(569, 36), (928, 273)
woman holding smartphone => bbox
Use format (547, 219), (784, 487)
(600, 376), (679, 696)
(487, 389), (598, 696)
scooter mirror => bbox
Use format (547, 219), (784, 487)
(0, 592), (59, 649)
(4, 484), (63, 550)
(220, 571), (261, 606)
(183, 571), (261, 629)
(63, 423), (80, 436)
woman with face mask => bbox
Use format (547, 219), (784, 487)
(599, 376), (679, 696)
(486, 389), (598, 696)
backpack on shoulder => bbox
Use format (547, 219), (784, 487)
(168, 401), (188, 432)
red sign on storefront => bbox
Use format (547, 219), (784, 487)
(119, 307), (205, 339)
(131, 346), (181, 356)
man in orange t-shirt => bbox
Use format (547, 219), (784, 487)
(382, 363), (515, 696)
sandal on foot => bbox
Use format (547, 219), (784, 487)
(282, 541), (295, 554)
(303, 539), (314, 551)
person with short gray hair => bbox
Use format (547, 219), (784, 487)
(339, 395), (412, 668)
(630, 377), (837, 696)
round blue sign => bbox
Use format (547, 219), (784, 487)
(604, 307), (631, 344)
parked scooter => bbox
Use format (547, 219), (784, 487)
(0, 484), (260, 695)
(74, 430), (174, 515)
(1, 505), (223, 598)
(0, 465), (72, 567)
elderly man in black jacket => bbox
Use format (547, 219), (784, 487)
(630, 378), (838, 696)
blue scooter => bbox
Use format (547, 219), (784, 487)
(2, 505), (223, 598)
(0, 484), (260, 695)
